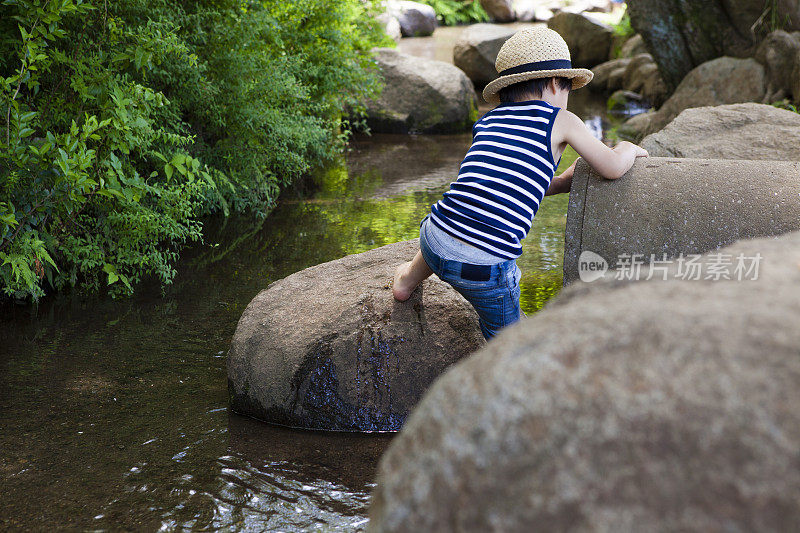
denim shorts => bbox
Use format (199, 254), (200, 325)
(419, 215), (523, 340)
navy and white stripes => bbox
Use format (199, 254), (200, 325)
(429, 100), (561, 260)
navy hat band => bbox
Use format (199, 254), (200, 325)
(498, 59), (573, 76)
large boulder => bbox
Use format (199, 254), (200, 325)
(386, 0), (438, 37)
(621, 53), (652, 92)
(631, 56), (767, 138)
(548, 11), (613, 67)
(627, 0), (800, 91)
(368, 230), (800, 531)
(363, 48), (478, 134)
(755, 30), (800, 101)
(513, 0), (555, 22)
(453, 24), (516, 88)
(227, 239), (485, 432)
(563, 157), (800, 284)
(479, 0), (515, 22)
(617, 33), (647, 59)
(376, 12), (402, 42)
(794, 49), (800, 101)
(641, 103), (800, 160)
(621, 52), (667, 105)
(589, 57), (630, 93)
(566, 0), (613, 13)
(591, 52), (666, 105)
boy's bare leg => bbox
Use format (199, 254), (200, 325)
(393, 250), (434, 302)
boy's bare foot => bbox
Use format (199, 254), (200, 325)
(392, 261), (416, 302)
(392, 250), (434, 302)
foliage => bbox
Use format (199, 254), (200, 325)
(612, 10), (634, 39)
(608, 8), (635, 58)
(415, 0), (489, 26)
(755, 0), (794, 35)
(771, 98), (799, 112)
(0, 0), (389, 301)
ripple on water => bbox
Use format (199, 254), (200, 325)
(151, 454), (375, 531)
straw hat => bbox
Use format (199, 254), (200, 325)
(482, 27), (594, 105)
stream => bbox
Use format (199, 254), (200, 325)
(0, 25), (632, 532)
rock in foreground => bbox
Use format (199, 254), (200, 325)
(368, 231), (800, 531)
(228, 240), (484, 432)
(563, 157), (800, 284)
(641, 103), (800, 160)
(363, 48), (478, 134)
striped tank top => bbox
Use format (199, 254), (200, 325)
(428, 99), (562, 260)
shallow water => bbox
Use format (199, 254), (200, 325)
(0, 27), (630, 532)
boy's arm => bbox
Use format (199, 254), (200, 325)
(554, 110), (648, 180)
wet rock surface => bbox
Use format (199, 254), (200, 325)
(641, 103), (800, 160)
(453, 24), (516, 87)
(362, 48), (478, 134)
(368, 230), (800, 532)
(228, 239), (485, 432)
(563, 157), (800, 284)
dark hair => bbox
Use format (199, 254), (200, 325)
(498, 76), (572, 103)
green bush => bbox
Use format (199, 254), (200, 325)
(416, 0), (489, 26)
(772, 98), (799, 112)
(0, 0), (389, 300)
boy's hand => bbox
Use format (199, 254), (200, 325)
(614, 141), (649, 158)
(545, 160), (577, 196)
(559, 160), (578, 180)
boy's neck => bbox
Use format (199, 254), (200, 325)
(513, 92), (556, 106)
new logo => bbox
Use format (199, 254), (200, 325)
(578, 250), (608, 282)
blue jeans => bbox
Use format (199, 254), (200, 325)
(419, 216), (523, 340)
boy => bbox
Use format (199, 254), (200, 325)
(392, 27), (649, 340)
